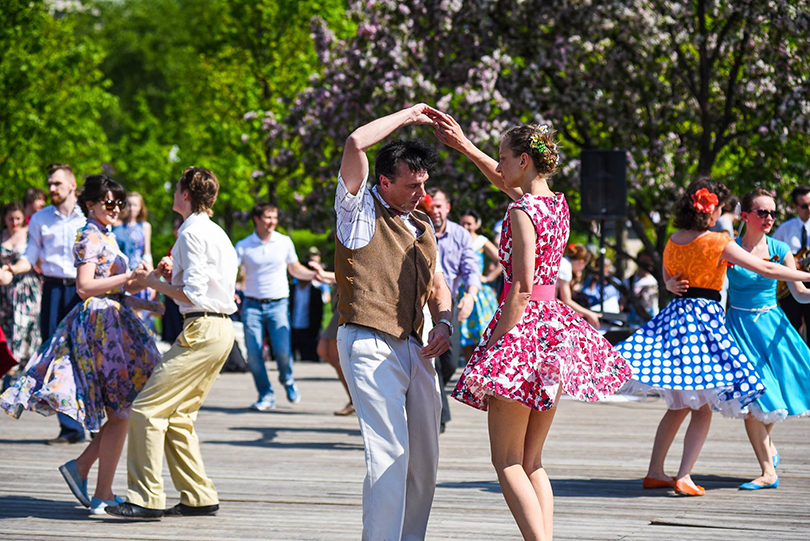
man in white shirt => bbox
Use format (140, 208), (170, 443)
(234, 203), (317, 410)
(107, 167), (237, 519)
(2, 164), (87, 445)
(773, 185), (810, 342)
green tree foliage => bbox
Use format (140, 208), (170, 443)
(0, 0), (114, 197)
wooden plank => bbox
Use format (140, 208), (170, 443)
(1, 362), (808, 540)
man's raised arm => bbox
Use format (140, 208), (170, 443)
(339, 104), (437, 195)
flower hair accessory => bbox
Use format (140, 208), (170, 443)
(529, 133), (548, 154)
(691, 188), (719, 214)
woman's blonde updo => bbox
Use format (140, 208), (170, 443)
(502, 124), (560, 176)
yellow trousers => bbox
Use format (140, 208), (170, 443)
(126, 315), (234, 509)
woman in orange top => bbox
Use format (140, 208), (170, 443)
(616, 177), (810, 496)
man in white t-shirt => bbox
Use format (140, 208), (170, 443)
(235, 203), (317, 410)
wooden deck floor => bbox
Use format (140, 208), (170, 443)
(1, 362), (809, 540)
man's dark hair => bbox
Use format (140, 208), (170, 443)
(791, 185), (810, 205)
(250, 201), (279, 222)
(374, 139), (438, 184)
(24, 187), (46, 207)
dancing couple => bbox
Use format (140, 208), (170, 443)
(2, 168), (238, 520)
(335, 104), (630, 541)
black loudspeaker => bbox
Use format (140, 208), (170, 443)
(580, 150), (627, 220)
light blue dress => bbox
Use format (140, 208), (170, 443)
(458, 235), (499, 348)
(726, 235), (810, 423)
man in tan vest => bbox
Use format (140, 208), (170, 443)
(334, 104), (453, 540)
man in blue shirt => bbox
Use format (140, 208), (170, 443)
(425, 188), (481, 432)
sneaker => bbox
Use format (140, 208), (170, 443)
(285, 383), (301, 404)
(59, 460), (90, 507)
(90, 495), (125, 515)
(250, 395), (276, 411)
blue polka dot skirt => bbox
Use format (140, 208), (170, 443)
(615, 297), (765, 413)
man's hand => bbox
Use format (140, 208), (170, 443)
(0, 265), (13, 286)
(156, 256), (173, 281)
(456, 293), (475, 321)
(408, 103), (439, 127)
(421, 321), (451, 359)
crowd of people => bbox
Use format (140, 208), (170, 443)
(0, 103), (808, 540)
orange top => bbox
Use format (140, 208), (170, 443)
(663, 232), (732, 291)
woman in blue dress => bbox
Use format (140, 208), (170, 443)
(113, 192), (154, 329)
(458, 209), (501, 362)
(672, 189), (810, 490)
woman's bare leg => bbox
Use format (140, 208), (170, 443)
(646, 407), (690, 481)
(93, 410), (129, 500)
(675, 405), (712, 487)
(743, 416), (778, 485)
(489, 397), (547, 540)
(522, 385), (562, 539)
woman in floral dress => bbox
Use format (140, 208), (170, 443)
(0, 175), (161, 515)
(0, 202), (42, 378)
(431, 110), (631, 541)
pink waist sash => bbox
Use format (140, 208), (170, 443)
(503, 282), (557, 302)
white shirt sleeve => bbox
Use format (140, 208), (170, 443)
(178, 231), (213, 309)
(285, 237), (298, 265)
(234, 239), (244, 268)
(335, 173), (376, 249)
(22, 216), (42, 265)
(557, 257), (573, 282)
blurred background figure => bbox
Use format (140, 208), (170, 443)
(23, 188), (47, 225)
(0, 202), (42, 389)
(113, 192), (154, 330)
(290, 263), (325, 362)
(711, 195), (741, 238)
(458, 209), (500, 363)
(626, 250), (659, 319)
(556, 243), (601, 328)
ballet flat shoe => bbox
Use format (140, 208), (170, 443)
(772, 453), (780, 469)
(740, 477), (779, 490)
(642, 476), (676, 489)
(673, 479), (705, 496)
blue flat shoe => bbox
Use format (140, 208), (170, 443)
(739, 477), (779, 490)
(59, 460), (90, 507)
(772, 453), (780, 468)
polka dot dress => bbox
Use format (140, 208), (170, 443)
(616, 297), (765, 412)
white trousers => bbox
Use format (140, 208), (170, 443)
(337, 324), (442, 541)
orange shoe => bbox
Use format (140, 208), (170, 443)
(673, 479), (705, 496)
(643, 476), (676, 489)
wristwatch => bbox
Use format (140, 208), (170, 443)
(437, 318), (454, 336)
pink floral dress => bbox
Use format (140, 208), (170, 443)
(452, 193), (632, 412)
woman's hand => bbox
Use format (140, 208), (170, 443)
(428, 110), (470, 153)
(666, 272), (689, 296)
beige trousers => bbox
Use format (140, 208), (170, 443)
(126, 315), (234, 509)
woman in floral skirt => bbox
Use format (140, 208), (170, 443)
(0, 175), (161, 515)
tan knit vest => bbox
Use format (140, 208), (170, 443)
(335, 193), (437, 343)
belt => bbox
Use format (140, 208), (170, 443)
(183, 311), (230, 320)
(245, 296), (285, 304)
(681, 287), (721, 302)
(503, 282), (557, 301)
(43, 276), (76, 286)
(730, 304), (778, 322)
